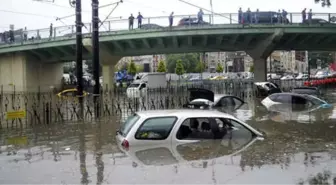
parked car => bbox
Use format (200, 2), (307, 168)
(243, 11), (289, 24)
(139, 24), (163, 29)
(116, 109), (264, 148)
(183, 88), (245, 110)
(254, 82), (282, 97)
(177, 17), (210, 26)
(291, 87), (321, 96)
(280, 75), (294, 80)
(261, 92), (332, 112)
(303, 18), (334, 25)
(57, 88), (89, 99)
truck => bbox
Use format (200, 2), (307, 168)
(126, 73), (167, 98)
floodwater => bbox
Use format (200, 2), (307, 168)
(1, 92), (336, 184)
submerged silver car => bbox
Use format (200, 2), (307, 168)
(116, 109), (264, 149)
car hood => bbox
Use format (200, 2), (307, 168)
(188, 88), (214, 102)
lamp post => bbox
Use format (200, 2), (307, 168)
(210, 0), (214, 24)
(92, 0), (100, 118)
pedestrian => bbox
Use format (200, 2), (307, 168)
(9, 29), (14, 43)
(129, 14), (134, 30)
(49, 23), (53, 40)
(238, 7), (243, 24)
(302, 8), (307, 23)
(137, 12), (143, 28)
(169, 12), (174, 27)
(246, 8), (251, 23)
(197, 9), (204, 24)
(254, 9), (259, 24)
(308, 9), (313, 24)
(23, 27), (27, 41)
(277, 9), (282, 23)
(282, 9), (288, 24)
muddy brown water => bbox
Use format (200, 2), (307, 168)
(1, 92), (336, 184)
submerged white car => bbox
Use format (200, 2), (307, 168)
(116, 109), (264, 149)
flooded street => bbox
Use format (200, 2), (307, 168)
(1, 92), (336, 184)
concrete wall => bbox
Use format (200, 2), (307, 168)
(0, 53), (63, 92)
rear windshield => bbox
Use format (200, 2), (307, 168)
(119, 114), (140, 137)
(128, 83), (140, 88)
(292, 88), (318, 95)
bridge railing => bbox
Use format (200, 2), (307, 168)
(0, 12), (335, 47)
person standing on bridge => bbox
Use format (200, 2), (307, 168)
(282, 9), (288, 24)
(246, 8), (252, 23)
(197, 9), (204, 24)
(301, 8), (307, 23)
(137, 12), (144, 28)
(238, 7), (243, 24)
(129, 14), (134, 30)
(254, 9), (259, 24)
(277, 10), (282, 23)
(23, 27), (28, 41)
(49, 23), (53, 41)
(308, 9), (313, 24)
(169, 12), (174, 28)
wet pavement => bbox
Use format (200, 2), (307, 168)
(1, 92), (336, 184)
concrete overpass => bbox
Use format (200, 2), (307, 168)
(1, 13), (336, 91)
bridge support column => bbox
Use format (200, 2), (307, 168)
(0, 53), (63, 92)
(247, 28), (284, 82)
(253, 58), (267, 82)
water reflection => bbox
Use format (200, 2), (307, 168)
(0, 95), (335, 184)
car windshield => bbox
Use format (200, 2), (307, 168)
(128, 83), (140, 88)
(305, 95), (327, 105)
(119, 114), (140, 137)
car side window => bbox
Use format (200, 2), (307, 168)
(63, 91), (75, 97)
(176, 118), (228, 140)
(221, 118), (253, 139)
(268, 94), (278, 101)
(275, 94), (291, 103)
(135, 117), (177, 140)
(219, 97), (236, 107)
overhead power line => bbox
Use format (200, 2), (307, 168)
(0, 9), (56, 18)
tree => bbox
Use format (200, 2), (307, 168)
(216, 63), (224, 73)
(249, 64), (254, 73)
(175, 59), (185, 76)
(195, 61), (205, 73)
(127, 60), (137, 75)
(315, 0), (331, 7)
(157, 60), (167, 72)
(166, 53), (200, 73)
(308, 51), (334, 69)
(135, 64), (144, 72)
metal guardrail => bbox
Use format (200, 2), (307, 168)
(0, 12), (336, 47)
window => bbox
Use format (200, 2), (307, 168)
(63, 91), (76, 97)
(135, 117), (177, 140)
(218, 97), (236, 107)
(119, 114), (140, 137)
(140, 83), (146, 89)
(274, 94), (291, 103)
(128, 83), (140, 88)
(221, 118), (253, 139)
(176, 118), (228, 140)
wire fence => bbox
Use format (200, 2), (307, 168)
(0, 78), (335, 128)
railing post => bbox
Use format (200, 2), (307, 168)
(290, 13), (293, 24)
(230, 13), (232, 24)
(54, 28), (56, 39)
(148, 18), (150, 24)
(189, 15), (191, 27)
(37, 30), (40, 40)
(108, 21), (111, 31)
(72, 25), (75, 34)
(20, 30), (23, 45)
(328, 13), (331, 23)
(209, 14), (211, 24)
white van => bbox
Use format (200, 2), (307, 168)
(126, 82), (147, 98)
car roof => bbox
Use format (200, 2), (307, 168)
(270, 92), (307, 97)
(136, 109), (235, 119)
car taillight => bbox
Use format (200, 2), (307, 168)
(121, 139), (129, 150)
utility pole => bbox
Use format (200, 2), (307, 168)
(69, 0), (84, 118)
(210, 0), (214, 24)
(92, 0), (100, 118)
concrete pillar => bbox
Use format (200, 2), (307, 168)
(253, 58), (267, 82)
(101, 64), (115, 91)
(0, 53), (63, 92)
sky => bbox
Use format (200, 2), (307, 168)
(0, 0), (335, 32)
